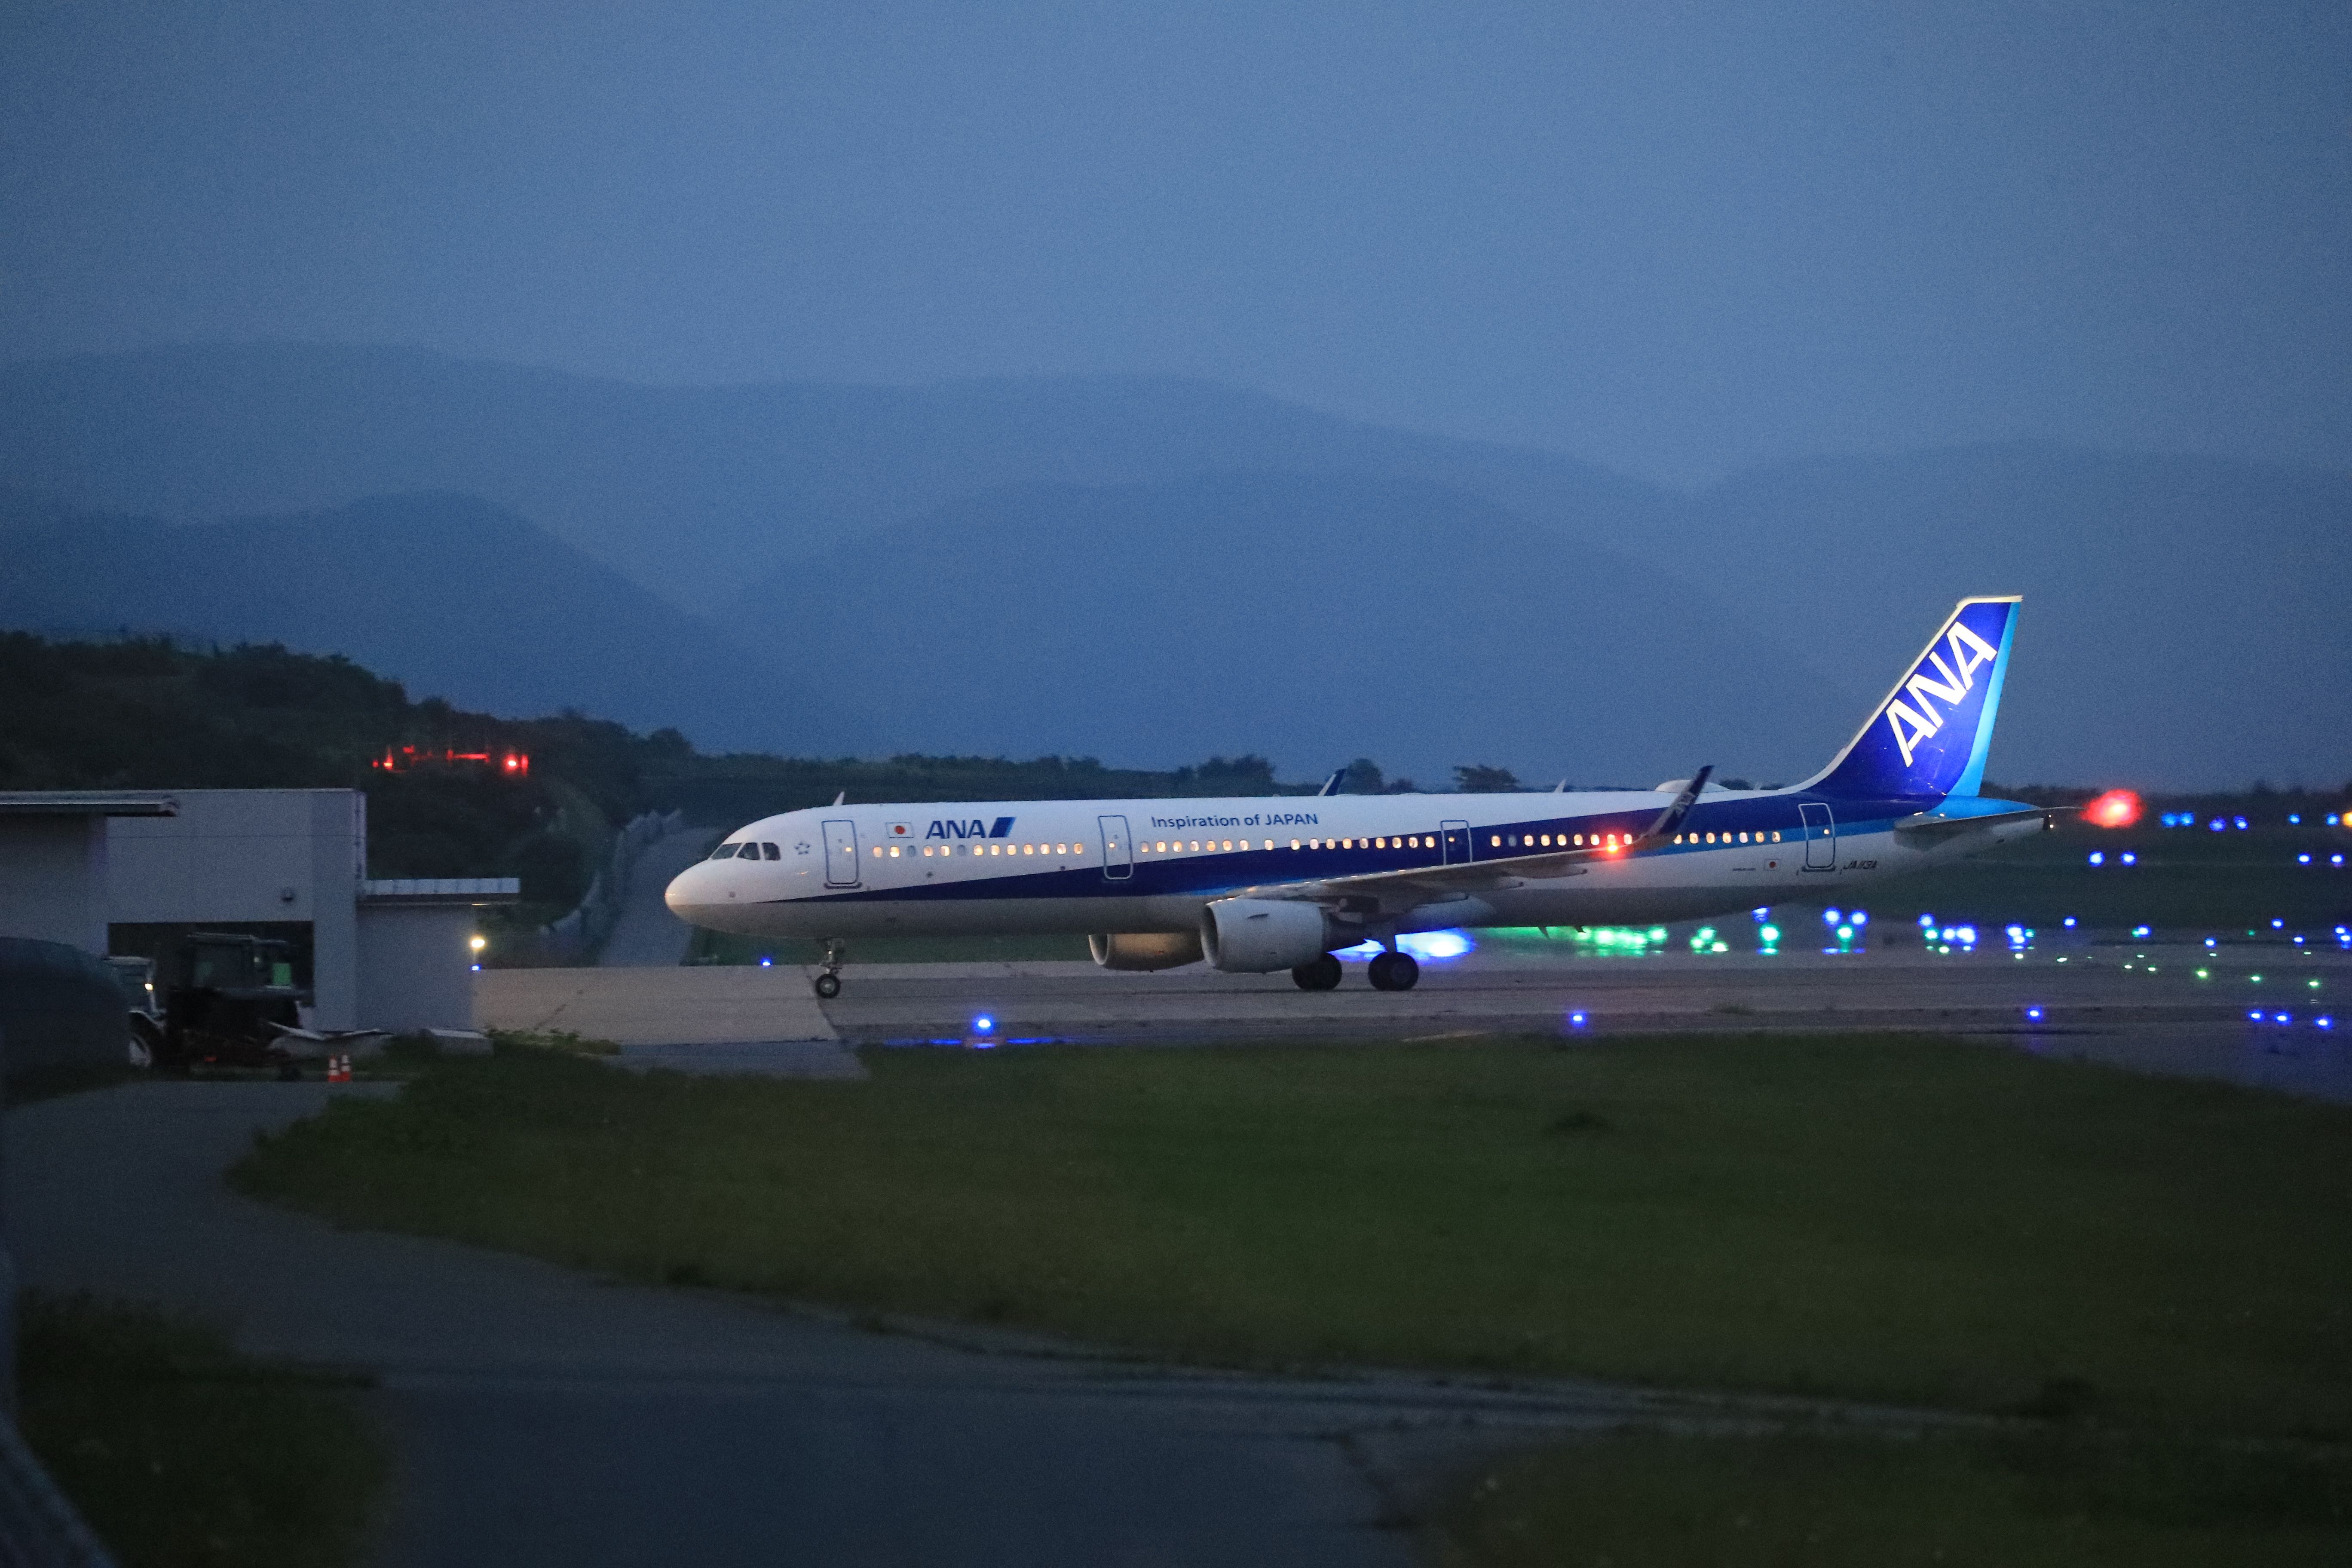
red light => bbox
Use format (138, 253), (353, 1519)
(2084, 788), (2141, 829)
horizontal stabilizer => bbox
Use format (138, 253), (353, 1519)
(1892, 805), (2064, 842)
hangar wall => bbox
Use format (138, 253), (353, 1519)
(4, 790), (516, 1038)
(356, 901), (479, 1034)
(0, 817), (110, 955)
(108, 791), (366, 1029)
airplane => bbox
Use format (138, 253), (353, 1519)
(667, 596), (2056, 998)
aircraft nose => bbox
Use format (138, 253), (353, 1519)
(665, 861), (714, 918)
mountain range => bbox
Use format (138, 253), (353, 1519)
(1, 343), (2343, 787)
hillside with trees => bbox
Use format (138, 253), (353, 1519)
(0, 633), (1328, 924)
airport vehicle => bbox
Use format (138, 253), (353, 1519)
(668, 597), (2055, 995)
(106, 955), (162, 1066)
(132, 931), (305, 1073)
(123, 932), (385, 1075)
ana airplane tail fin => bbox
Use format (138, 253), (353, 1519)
(1802, 597), (2019, 802)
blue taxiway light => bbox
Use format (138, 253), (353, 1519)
(2024, 1006), (2044, 1022)
(1567, 1010), (1589, 1029)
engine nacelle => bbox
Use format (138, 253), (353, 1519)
(1200, 898), (1337, 973)
(1088, 931), (1204, 971)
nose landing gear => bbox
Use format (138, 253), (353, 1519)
(813, 939), (845, 999)
(1366, 950), (1420, 992)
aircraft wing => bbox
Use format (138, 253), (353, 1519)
(1228, 767), (1713, 916)
(1226, 848), (1600, 916)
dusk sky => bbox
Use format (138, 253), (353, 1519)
(3, 1), (2347, 486)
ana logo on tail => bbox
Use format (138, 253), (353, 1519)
(1883, 619), (2001, 767)
(1806, 597), (2018, 802)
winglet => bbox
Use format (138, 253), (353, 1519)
(1644, 765), (1713, 841)
(1317, 768), (1347, 797)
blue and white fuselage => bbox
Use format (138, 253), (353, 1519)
(668, 597), (2052, 992)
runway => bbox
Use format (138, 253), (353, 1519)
(474, 929), (2352, 1101)
(813, 931), (2352, 1101)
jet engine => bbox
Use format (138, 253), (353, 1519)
(1087, 931), (1204, 971)
(1199, 898), (1338, 973)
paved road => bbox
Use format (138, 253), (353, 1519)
(598, 827), (719, 968)
(11, 1084), (1927, 1567)
(477, 966), (839, 1046)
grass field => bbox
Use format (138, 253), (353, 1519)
(233, 1032), (2352, 1439)
(17, 1292), (386, 1568)
(1432, 1430), (2352, 1566)
(1825, 821), (2352, 931)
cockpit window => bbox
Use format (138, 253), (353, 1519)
(709, 843), (740, 859)
(761, 843), (781, 860)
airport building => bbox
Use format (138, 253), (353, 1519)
(0, 788), (513, 1033)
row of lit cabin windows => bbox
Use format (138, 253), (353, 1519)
(886, 834), (1462, 861)
(1490, 829), (1782, 849)
(742, 827), (1787, 866)
(888, 842), (1088, 858)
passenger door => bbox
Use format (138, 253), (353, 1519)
(1098, 815), (1133, 881)
(1799, 802), (1836, 872)
(823, 819), (861, 887)
(1441, 820), (1472, 864)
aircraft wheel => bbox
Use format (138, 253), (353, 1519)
(1291, 954), (1343, 991)
(1366, 951), (1420, 992)
(813, 972), (842, 1000)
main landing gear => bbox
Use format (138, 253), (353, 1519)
(1291, 953), (1342, 991)
(1290, 949), (1422, 991)
(813, 939), (845, 999)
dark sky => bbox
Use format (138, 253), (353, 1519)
(3, 1), (2347, 485)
